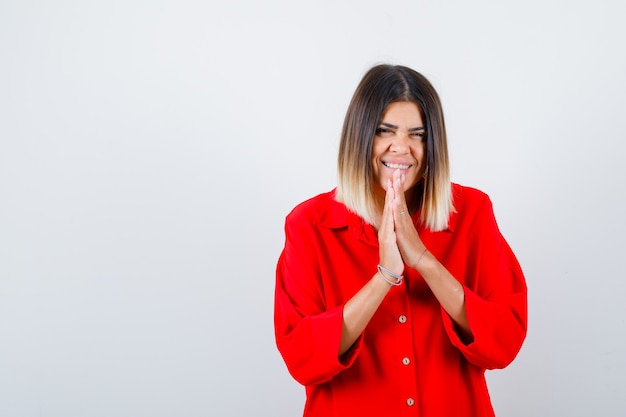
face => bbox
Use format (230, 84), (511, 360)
(371, 101), (426, 197)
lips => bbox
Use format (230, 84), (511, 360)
(382, 161), (412, 170)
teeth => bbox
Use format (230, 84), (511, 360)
(383, 162), (411, 169)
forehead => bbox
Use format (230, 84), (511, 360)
(380, 101), (423, 123)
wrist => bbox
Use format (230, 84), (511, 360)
(411, 247), (428, 270)
(377, 264), (404, 286)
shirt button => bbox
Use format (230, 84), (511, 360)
(402, 357), (411, 365)
(406, 398), (415, 406)
(398, 315), (407, 323)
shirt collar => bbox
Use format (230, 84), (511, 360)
(317, 189), (351, 229)
(316, 190), (377, 245)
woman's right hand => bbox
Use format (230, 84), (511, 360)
(378, 179), (404, 277)
(339, 179), (402, 356)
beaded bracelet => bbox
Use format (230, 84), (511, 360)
(377, 264), (404, 286)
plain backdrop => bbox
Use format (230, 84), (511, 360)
(1, 0), (625, 416)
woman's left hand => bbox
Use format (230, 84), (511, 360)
(390, 169), (427, 269)
(390, 170), (471, 337)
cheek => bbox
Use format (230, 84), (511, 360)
(413, 143), (426, 161)
(371, 145), (385, 170)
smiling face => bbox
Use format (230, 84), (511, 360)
(371, 101), (426, 199)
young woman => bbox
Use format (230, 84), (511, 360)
(274, 64), (527, 417)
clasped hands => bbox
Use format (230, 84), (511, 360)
(378, 169), (427, 278)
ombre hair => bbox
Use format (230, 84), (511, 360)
(335, 64), (454, 231)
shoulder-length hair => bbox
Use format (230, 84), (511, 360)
(335, 64), (454, 231)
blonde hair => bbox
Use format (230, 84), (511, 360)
(335, 64), (454, 231)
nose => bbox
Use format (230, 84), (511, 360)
(390, 131), (410, 153)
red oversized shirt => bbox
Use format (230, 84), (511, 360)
(274, 184), (527, 417)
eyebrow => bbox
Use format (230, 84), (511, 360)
(379, 122), (425, 131)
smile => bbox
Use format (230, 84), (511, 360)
(382, 161), (412, 170)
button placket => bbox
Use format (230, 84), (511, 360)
(392, 291), (417, 411)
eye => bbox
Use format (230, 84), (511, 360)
(375, 127), (392, 136)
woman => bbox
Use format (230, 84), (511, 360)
(274, 64), (527, 417)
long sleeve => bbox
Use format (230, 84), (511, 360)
(274, 204), (362, 386)
(439, 191), (528, 369)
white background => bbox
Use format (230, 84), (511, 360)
(1, 1), (625, 416)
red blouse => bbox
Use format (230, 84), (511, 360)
(274, 184), (527, 417)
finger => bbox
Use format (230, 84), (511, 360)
(379, 182), (396, 259)
(392, 170), (409, 220)
(379, 180), (403, 271)
(380, 179), (394, 234)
